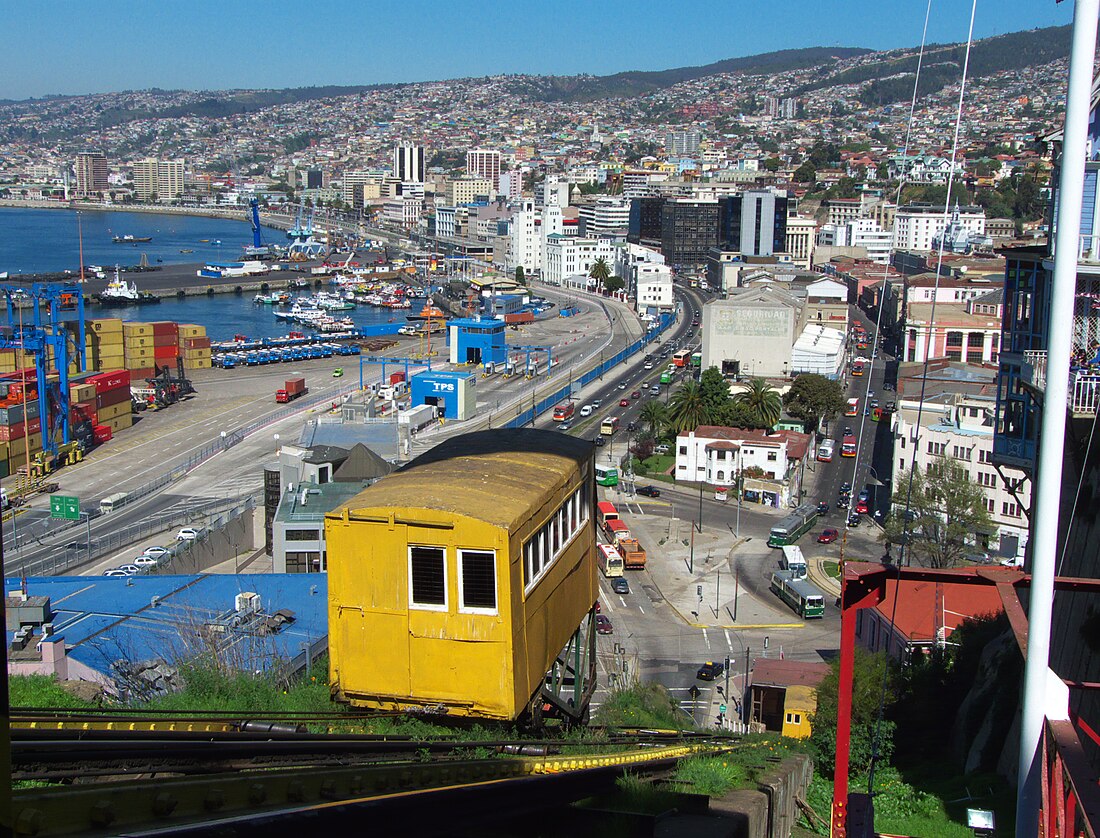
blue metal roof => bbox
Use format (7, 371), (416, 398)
(449, 317), (505, 329)
(6, 574), (328, 678)
(411, 370), (475, 382)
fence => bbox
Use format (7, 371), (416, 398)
(33, 496), (255, 576)
(503, 309), (676, 429)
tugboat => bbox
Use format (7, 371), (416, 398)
(95, 268), (161, 306)
(112, 234), (153, 243)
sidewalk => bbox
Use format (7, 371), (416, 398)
(622, 501), (803, 630)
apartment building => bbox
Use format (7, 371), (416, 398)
(817, 218), (893, 264)
(894, 392), (1029, 560)
(466, 148), (501, 184)
(542, 234), (615, 287)
(75, 151), (108, 196)
(785, 215), (816, 270)
(894, 203), (986, 252)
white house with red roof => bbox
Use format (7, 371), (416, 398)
(674, 425), (812, 508)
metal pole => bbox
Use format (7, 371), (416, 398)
(715, 569), (720, 617)
(742, 647), (750, 724)
(1017, 1), (1099, 833)
(689, 523), (694, 574)
(85, 513), (91, 563)
(697, 478), (704, 533)
(733, 570), (739, 622)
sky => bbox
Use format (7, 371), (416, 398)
(1, 0), (1076, 100)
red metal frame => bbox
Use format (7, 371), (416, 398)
(832, 561), (1100, 837)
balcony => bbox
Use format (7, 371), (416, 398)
(1015, 350), (1100, 415)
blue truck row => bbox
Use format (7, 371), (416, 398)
(213, 342), (361, 369)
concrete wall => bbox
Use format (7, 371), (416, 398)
(708, 753), (814, 838)
(160, 509), (255, 574)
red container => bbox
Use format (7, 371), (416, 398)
(153, 346), (179, 360)
(389, 372), (406, 385)
(182, 337), (211, 350)
(71, 401), (97, 423)
(151, 322), (179, 337)
(96, 387), (130, 410)
(89, 370), (131, 394)
(152, 335), (178, 347)
(0, 417), (42, 441)
(504, 311), (535, 325)
(93, 425), (112, 443)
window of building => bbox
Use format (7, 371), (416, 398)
(1002, 501), (1021, 518)
(285, 528), (319, 541)
(409, 545), (447, 610)
(786, 712), (802, 725)
(523, 485), (589, 593)
(458, 549), (496, 613)
(767, 451), (777, 461)
(285, 551), (322, 573)
(979, 449), (992, 464)
(679, 446), (688, 455)
(717, 470), (725, 481)
(985, 498), (995, 513)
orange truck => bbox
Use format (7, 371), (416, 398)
(618, 537), (647, 570)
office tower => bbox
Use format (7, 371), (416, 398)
(664, 131), (702, 157)
(394, 143), (425, 184)
(75, 151), (108, 196)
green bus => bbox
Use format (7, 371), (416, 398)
(767, 504), (819, 547)
(659, 371), (672, 385)
(595, 464), (619, 487)
(691, 352), (701, 367)
(770, 570), (826, 618)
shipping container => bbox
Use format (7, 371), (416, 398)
(0, 401), (39, 426)
(0, 418), (42, 442)
(89, 370), (131, 394)
(276, 377), (307, 403)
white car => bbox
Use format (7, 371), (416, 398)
(176, 527), (200, 542)
(117, 564), (141, 575)
(103, 569), (128, 577)
(579, 405), (593, 417)
(142, 546), (171, 559)
(133, 555), (159, 568)
(644, 362), (653, 370)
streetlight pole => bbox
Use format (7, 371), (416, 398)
(697, 477), (704, 534)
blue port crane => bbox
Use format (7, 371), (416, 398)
(249, 198), (264, 249)
(358, 355), (433, 392)
(0, 284), (86, 462)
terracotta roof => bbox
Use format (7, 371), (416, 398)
(875, 579), (1004, 644)
(705, 441), (739, 450)
(690, 426), (811, 461)
(750, 658), (830, 689)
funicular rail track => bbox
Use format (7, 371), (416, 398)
(9, 709), (740, 836)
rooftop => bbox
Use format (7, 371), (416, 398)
(750, 658), (830, 689)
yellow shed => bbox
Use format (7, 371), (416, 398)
(747, 658), (831, 740)
(325, 428), (598, 722)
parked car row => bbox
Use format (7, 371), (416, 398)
(101, 530), (202, 578)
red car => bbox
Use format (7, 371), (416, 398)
(619, 398), (630, 407)
(855, 499), (869, 514)
(631, 390), (641, 399)
(818, 528), (839, 544)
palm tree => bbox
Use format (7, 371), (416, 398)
(666, 381), (708, 434)
(639, 400), (668, 437)
(733, 378), (783, 429)
(588, 257), (611, 286)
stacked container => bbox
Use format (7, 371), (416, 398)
(86, 319), (125, 373)
(178, 324), (212, 370)
(0, 371), (44, 477)
(122, 322), (155, 379)
(152, 321), (181, 372)
(89, 369), (133, 436)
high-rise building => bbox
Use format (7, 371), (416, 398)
(132, 158), (184, 202)
(499, 169), (524, 200)
(722, 189), (789, 258)
(133, 159), (158, 202)
(157, 159), (184, 202)
(342, 170), (382, 206)
(393, 143), (425, 184)
(894, 203), (985, 251)
(665, 131), (702, 157)
(305, 169), (325, 190)
(466, 148), (501, 185)
(75, 151), (108, 196)
(578, 197), (631, 237)
(660, 198), (721, 266)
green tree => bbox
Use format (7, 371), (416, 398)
(733, 378), (782, 429)
(810, 649), (897, 780)
(883, 460), (994, 568)
(792, 161), (816, 184)
(875, 161), (890, 180)
(699, 367), (732, 422)
(639, 400), (668, 438)
(515, 265), (525, 284)
(604, 275), (625, 294)
(783, 373), (846, 431)
(589, 257), (611, 286)
(666, 381), (708, 434)
(833, 177), (857, 198)
(761, 156), (781, 173)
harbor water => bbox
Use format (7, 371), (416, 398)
(0, 206), (280, 275)
(0, 207), (424, 342)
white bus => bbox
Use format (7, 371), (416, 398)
(598, 543), (624, 578)
(816, 439), (835, 462)
(780, 545), (808, 579)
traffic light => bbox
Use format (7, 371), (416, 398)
(715, 713), (724, 726)
(724, 656), (730, 672)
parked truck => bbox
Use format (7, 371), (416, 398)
(618, 537), (647, 570)
(276, 377), (307, 403)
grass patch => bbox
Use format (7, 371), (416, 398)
(801, 765), (1013, 837)
(639, 455), (675, 479)
(10, 674), (98, 709)
(823, 561), (841, 580)
(593, 682), (693, 730)
(669, 734), (808, 796)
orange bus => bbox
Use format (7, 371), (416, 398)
(552, 401), (575, 422)
(845, 398), (859, 417)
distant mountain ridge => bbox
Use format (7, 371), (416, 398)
(506, 46), (875, 102)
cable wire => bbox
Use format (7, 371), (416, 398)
(864, 0), (979, 794)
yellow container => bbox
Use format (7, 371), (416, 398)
(96, 401), (131, 422)
(123, 323), (153, 336)
(106, 414), (132, 433)
(89, 318), (124, 334)
(178, 324), (207, 338)
(182, 358), (213, 370)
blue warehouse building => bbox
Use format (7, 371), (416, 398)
(5, 574), (328, 699)
(409, 370), (477, 420)
(448, 317), (507, 370)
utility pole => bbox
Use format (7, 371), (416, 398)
(697, 478), (704, 533)
(742, 647), (751, 724)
